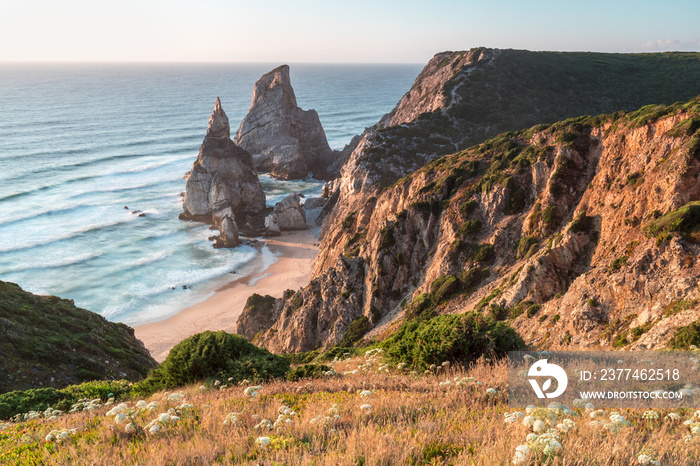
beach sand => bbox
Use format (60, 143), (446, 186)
(134, 230), (319, 362)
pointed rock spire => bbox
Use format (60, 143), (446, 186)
(235, 65), (336, 180)
(207, 97), (230, 139)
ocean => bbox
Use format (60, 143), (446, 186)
(0, 63), (422, 325)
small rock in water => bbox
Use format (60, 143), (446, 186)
(131, 210), (141, 214)
(138, 213), (146, 217)
(182, 285), (187, 290)
(124, 206), (129, 210)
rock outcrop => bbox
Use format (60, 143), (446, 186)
(235, 65), (339, 180)
(239, 96), (700, 353)
(181, 98), (266, 246)
(264, 193), (306, 235)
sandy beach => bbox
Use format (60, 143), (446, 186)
(134, 230), (318, 362)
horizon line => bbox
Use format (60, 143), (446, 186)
(2, 48), (700, 66)
(0, 59), (427, 66)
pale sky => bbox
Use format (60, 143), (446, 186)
(1, 0), (698, 63)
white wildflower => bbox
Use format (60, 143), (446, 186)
(256, 436), (271, 446)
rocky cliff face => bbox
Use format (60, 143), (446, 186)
(235, 65), (339, 180)
(316, 49), (700, 274)
(181, 98), (266, 245)
(238, 96), (700, 353)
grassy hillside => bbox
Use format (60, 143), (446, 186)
(1, 356), (698, 465)
(0, 281), (157, 394)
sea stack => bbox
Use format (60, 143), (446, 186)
(235, 65), (336, 180)
(180, 97), (265, 247)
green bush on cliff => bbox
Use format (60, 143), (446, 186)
(644, 201), (700, 239)
(668, 320), (700, 349)
(136, 331), (289, 391)
(339, 316), (370, 347)
(383, 312), (525, 369)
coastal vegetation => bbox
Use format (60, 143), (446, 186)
(2, 356), (699, 464)
(0, 281), (156, 395)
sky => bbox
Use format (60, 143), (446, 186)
(1, 0), (699, 63)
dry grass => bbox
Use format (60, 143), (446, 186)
(1, 357), (699, 465)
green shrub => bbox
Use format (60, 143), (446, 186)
(378, 225), (396, 250)
(459, 267), (489, 292)
(430, 276), (460, 303)
(458, 219), (481, 237)
(0, 388), (62, 420)
(338, 316), (370, 347)
(644, 201), (700, 238)
(459, 200), (478, 218)
(141, 331), (289, 390)
(488, 304), (510, 321)
(0, 380), (133, 420)
(612, 331), (629, 348)
(280, 350), (320, 365)
(383, 312), (525, 369)
(516, 236), (538, 259)
(608, 256), (628, 272)
(405, 293), (436, 321)
(471, 244), (495, 263)
(286, 364), (332, 382)
(568, 211), (592, 233)
(405, 269), (489, 322)
(668, 320), (700, 349)
(542, 206), (557, 224)
(526, 304), (541, 318)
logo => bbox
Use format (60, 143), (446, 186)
(528, 359), (568, 399)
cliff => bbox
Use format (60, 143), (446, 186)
(0, 281), (157, 394)
(181, 98), (266, 246)
(317, 48), (700, 273)
(238, 96), (700, 353)
(235, 65), (339, 180)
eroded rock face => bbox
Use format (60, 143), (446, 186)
(181, 98), (265, 247)
(235, 65), (338, 180)
(236, 258), (366, 352)
(244, 99), (700, 353)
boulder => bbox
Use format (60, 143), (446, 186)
(213, 215), (240, 248)
(303, 197), (327, 210)
(181, 98), (266, 245)
(273, 193), (306, 230)
(264, 214), (281, 236)
(235, 65), (337, 180)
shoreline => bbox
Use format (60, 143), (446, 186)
(134, 230), (319, 362)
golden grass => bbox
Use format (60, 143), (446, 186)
(1, 357), (699, 465)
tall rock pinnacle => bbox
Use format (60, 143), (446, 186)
(235, 65), (337, 180)
(207, 97), (230, 139)
(180, 98), (265, 247)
